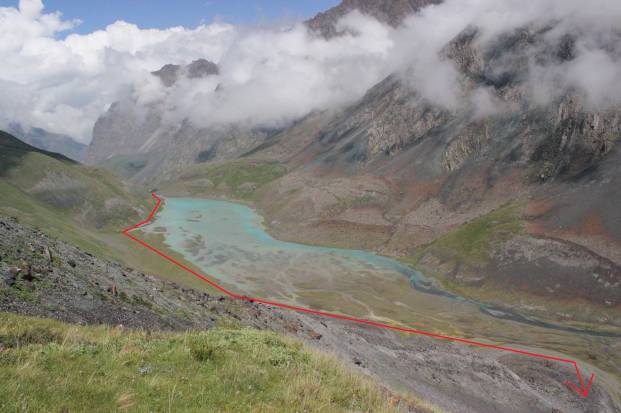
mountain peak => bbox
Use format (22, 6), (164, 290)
(307, 0), (442, 38)
(151, 59), (219, 87)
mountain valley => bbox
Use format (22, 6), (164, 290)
(2, 0), (621, 411)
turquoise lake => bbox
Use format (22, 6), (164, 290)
(148, 198), (443, 294)
(146, 197), (619, 337)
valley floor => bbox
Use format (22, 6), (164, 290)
(124, 195), (621, 413)
(2, 207), (620, 412)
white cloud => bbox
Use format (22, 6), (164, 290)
(167, 11), (395, 128)
(0, 2), (395, 143)
(394, 0), (621, 111)
(0, 0), (236, 142)
(1, 0), (621, 144)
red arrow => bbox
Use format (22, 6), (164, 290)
(566, 362), (595, 397)
(124, 193), (598, 399)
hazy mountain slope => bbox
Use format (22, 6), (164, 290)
(0, 130), (177, 280)
(0, 130), (148, 230)
(158, 24), (621, 331)
(7, 123), (87, 162)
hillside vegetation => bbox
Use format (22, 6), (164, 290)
(0, 130), (149, 230)
(0, 312), (423, 413)
(0, 130), (206, 287)
(160, 160), (287, 201)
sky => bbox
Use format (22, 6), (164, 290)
(0, 0), (340, 33)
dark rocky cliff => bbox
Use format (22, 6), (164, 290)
(307, 0), (442, 37)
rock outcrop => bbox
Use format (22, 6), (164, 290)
(307, 0), (443, 38)
(152, 58), (220, 87)
(86, 59), (224, 169)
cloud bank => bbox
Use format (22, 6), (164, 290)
(1, 0), (621, 144)
(392, 0), (621, 111)
(0, 0), (237, 142)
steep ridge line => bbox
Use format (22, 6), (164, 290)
(122, 193), (596, 398)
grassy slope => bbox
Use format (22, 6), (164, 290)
(411, 203), (523, 267)
(399, 203), (531, 308)
(402, 204), (621, 331)
(1, 130), (148, 247)
(1, 151), (148, 230)
(160, 160), (287, 200)
(0, 131), (224, 294)
(0, 312), (433, 413)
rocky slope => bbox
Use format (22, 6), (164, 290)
(152, 58), (220, 87)
(1, 215), (618, 413)
(87, 58), (220, 168)
(307, 0), (442, 38)
(85, 58), (273, 182)
(307, 0), (441, 37)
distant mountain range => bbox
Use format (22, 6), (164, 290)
(7, 123), (86, 162)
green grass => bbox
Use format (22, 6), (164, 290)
(100, 153), (150, 180)
(0, 312), (434, 413)
(0, 155), (222, 298)
(2, 151), (149, 228)
(164, 161), (287, 199)
(421, 203), (523, 266)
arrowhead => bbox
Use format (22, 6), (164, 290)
(565, 364), (595, 397)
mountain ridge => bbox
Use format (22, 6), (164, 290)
(307, 0), (442, 37)
(6, 123), (87, 162)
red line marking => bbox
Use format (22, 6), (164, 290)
(123, 193), (595, 398)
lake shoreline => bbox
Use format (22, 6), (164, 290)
(151, 195), (621, 338)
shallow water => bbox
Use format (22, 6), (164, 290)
(151, 198), (434, 289)
(148, 197), (619, 337)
